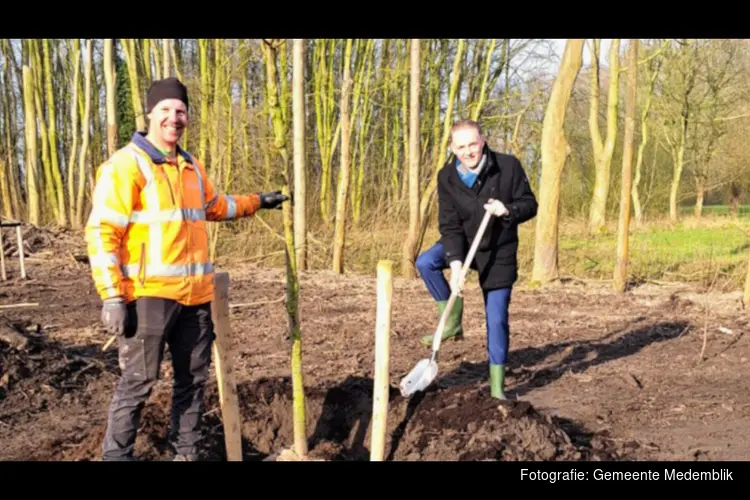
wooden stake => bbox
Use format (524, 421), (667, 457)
(0, 302), (38, 309)
(0, 229), (6, 280)
(210, 271), (243, 461)
(15, 226), (25, 279)
(370, 260), (393, 461)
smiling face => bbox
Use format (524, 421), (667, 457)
(146, 98), (188, 151)
(450, 123), (485, 169)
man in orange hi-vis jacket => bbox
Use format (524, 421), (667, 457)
(85, 77), (288, 461)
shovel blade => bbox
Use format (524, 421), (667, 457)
(399, 358), (438, 397)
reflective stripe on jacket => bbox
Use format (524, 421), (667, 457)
(85, 132), (261, 305)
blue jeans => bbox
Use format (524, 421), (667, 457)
(415, 242), (512, 365)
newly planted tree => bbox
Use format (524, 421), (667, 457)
(263, 38), (308, 458)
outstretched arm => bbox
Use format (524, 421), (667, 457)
(204, 186), (261, 221)
(201, 170), (260, 221)
(195, 161), (288, 221)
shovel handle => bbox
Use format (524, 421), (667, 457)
(430, 207), (493, 355)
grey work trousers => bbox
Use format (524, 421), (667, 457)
(100, 297), (215, 461)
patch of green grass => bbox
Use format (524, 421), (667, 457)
(679, 204), (750, 217)
(524, 216), (750, 290)
(215, 210), (750, 292)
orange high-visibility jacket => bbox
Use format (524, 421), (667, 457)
(85, 132), (261, 306)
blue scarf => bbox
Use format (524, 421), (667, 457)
(456, 154), (487, 188)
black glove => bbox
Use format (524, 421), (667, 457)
(259, 191), (289, 209)
(101, 297), (127, 336)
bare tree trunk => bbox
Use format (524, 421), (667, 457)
(613, 39), (638, 293)
(0, 157), (11, 219)
(121, 40), (146, 131)
(263, 38), (308, 459)
(470, 39), (495, 122)
(23, 56), (40, 225)
(332, 39), (353, 274)
(238, 40), (250, 165)
(429, 41), (447, 171)
(207, 39), (225, 259)
(694, 174), (706, 217)
(223, 41), (233, 191)
(0, 40), (13, 219)
(292, 39), (307, 272)
(314, 39), (341, 225)
(170, 39), (183, 81)
(729, 182), (741, 218)
(151, 40), (162, 80)
(352, 43), (375, 224)
(399, 43), (410, 205)
(632, 57), (661, 225)
(2, 40), (22, 218)
(198, 39), (210, 163)
(67, 39), (81, 226)
(43, 39), (66, 226)
(75, 39), (92, 228)
(665, 41), (697, 224)
(402, 39), (421, 278)
(417, 40), (465, 246)
(530, 39), (585, 285)
(163, 39), (170, 78)
(89, 47), (104, 184)
(669, 125), (687, 222)
(0, 115), (11, 216)
(104, 39), (118, 156)
(31, 40), (56, 224)
(142, 39), (152, 83)
(588, 39), (621, 234)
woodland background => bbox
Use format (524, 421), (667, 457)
(1, 39), (749, 296)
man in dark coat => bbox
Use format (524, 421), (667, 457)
(415, 119), (538, 399)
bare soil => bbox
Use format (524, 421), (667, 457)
(1, 223), (748, 461)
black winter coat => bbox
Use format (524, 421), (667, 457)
(437, 144), (538, 290)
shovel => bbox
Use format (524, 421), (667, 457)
(399, 207), (493, 398)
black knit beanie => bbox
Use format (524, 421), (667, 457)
(146, 77), (189, 112)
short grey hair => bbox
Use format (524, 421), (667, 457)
(450, 119), (482, 139)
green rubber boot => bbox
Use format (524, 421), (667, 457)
(490, 364), (506, 400)
(420, 297), (464, 347)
